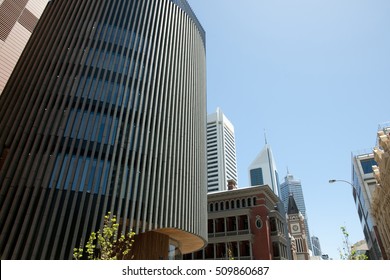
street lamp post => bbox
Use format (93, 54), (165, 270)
(328, 179), (363, 211)
(329, 179), (381, 260)
(329, 179), (354, 187)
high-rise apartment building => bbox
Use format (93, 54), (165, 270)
(206, 108), (238, 192)
(0, 0), (207, 259)
(0, 0), (48, 94)
(280, 173), (312, 251)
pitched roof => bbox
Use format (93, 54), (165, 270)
(287, 194), (300, 215)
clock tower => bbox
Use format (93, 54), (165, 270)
(287, 194), (310, 260)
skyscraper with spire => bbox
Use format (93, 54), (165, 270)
(248, 141), (280, 197)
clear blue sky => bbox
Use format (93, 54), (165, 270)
(188, 0), (390, 259)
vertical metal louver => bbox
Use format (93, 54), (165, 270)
(0, 0), (207, 259)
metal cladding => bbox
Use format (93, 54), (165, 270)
(0, 0), (207, 259)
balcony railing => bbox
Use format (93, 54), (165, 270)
(208, 229), (250, 238)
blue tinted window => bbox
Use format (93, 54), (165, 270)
(250, 168), (263, 186)
(360, 159), (376, 174)
(49, 154), (110, 194)
(64, 108), (117, 145)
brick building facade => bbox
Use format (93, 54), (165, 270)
(185, 182), (290, 260)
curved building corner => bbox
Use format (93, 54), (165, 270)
(0, 0), (207, 259)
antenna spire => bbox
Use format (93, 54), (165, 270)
(264, 129), (268, 145)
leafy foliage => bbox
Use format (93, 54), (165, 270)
(73, 212), (135, 260)
(338, 226), (368, 260)
(227, 242), (234, 260)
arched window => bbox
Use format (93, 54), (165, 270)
(210, 203), (214, 212)
(225, 201), (230, 210)
(220, 201), (224, 211)
(253, 197), (256, 206)
(242, 199), (246, 207)
(247, 198), (252, 207)
(231, 200), (235, 209)
(236, 199), (240, 208)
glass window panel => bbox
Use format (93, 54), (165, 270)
(250, 168), (263, 186)
(360, 159), (377, 174)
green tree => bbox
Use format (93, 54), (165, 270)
(338, 226), (368, 260)
(227, 242), (234, 260)
(73, 212), (135, 260)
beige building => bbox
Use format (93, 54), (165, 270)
(372, 124), (390, 260)
(0, 0), (47, 94)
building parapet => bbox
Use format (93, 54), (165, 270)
(352, 149), (374, 158)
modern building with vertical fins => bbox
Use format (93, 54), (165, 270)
(0, 0), (48, 94)
(206, 108), (238, 192)
(0, 0), (207, 259)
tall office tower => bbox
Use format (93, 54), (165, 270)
(248, 143), (280, 197)
(311, 236), (322, 257)
(0, 0), (207, 259)
(351, 150), (384, 259)
(0, 0), (48, 94)
(206, 108), (238, 192)
(280, 173), (312, 251)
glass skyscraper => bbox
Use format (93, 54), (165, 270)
(0, 0), (207, 259)
(311, 235), (322, 257)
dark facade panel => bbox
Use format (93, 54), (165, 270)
(0, 0), (207, 259)
(18, 7), (39, 33)
(0, 0), (29, 40)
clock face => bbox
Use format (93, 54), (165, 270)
(292, 224), (300, 233)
